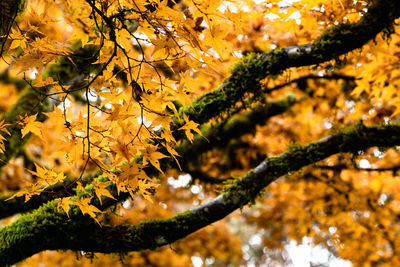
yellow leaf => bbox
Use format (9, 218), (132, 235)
(93, 181), (116, 205)
(178, 113), (203, 143)
(57, 197), (73, 217)
(21, 114), (43, 139)
(142, 145), (168, 173)
(76, 197), (103, 224)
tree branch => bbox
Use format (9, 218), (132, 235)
(0, 0), (400, 218)
(0, 96), (296, 218)
(178, 0), (400, 125)
(176, 96), (298, 165)
(0, 183), (68, 219)
(266, 73), (356, 93)
(2, 123), (400, 265)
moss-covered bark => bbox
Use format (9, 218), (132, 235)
(2, 124), (400, 266)
(222, 123), (400, 206)
(1, 0), (400, 265)
(178, 0), (400, 125)
(0, 183), (70, 219)
(0, 96), (297, 218)
(176, 96), (297, 163)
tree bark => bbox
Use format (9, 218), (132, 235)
(1, 0), (400, 265)
(1, 124), (400, 266)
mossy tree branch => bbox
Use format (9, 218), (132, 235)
(0, 96), (298, 219)
(176, 96), (298, 165)
(0, 183), (67, 219)
(179, 0), (400, 125)
(1, 1), (400, 264)
(1, 0), (397, 166)
(2, 123), (400, 266)
(0, 0), (396, 170)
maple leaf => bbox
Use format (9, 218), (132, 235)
(93, 180), (116, 205)
(118, 161), (150, 192)
(33, 74), (58, 87)
(6, 183), (43, 202)
(141, 145), (168, 173)
(75, 197), (103, 224)
(57, 197), (74, 218)
(5, 189), (30, 202)
(178, 113), (203, 143)
(20, 114), (43, 139)
(138, 179), (158, 202)
(27, 163), (65, 186)
(0, 120), (11, 136)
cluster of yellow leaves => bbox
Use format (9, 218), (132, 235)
(6, 163), (65, 202)
(4, 0), (400, 265)
(57, 181), (117, 224)
(347, 32), (400, 119)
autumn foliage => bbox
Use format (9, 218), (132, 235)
(1, 0), (400, 266)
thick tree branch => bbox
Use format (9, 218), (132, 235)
(0, 96), (297, 218)
(0, 0), (396, 223)
(179, 0), (400, 125)
(2, 123), (400, 265)
(176, 96), (298, 165)
(266, 73), (356, 93)
(1, 1), (400, 264)
(0, 183), (67, 219)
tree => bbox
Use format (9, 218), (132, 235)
(1, 0), (400, 265)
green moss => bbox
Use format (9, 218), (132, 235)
(222, 115), (251, 133)
(312, 23), (361, 60)
(222, 123), (400, 208)
(127, 210), (197, 248)
(312, 0), (400, 62)
(0, 200), (67, 265)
